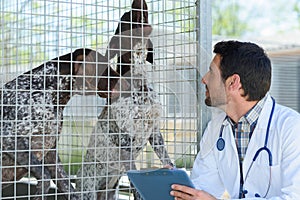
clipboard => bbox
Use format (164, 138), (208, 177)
(127, 168), (195, 200)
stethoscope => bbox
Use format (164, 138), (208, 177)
(216, 97), (275, 198)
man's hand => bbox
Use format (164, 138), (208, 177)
(170, 184), (217, 200)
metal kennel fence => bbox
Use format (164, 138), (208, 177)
(0, 0), (211, 199)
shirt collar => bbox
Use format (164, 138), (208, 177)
(227, 95), (267, 126)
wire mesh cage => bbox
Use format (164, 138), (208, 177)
(1, 0), (205, 199)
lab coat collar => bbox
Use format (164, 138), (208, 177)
(198, 110), (226, 158)
(217, 94), (275, 197)
(198, 94), (274, 160)
(243, 94), (274, 177)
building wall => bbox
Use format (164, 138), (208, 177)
(269, 51), (300, 112)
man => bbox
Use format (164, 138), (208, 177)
(171, 40), (300, 199)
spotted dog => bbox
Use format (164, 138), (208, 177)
(0, 48), (128, 200)
(76, 1), (173, 199)
(105, 0), (154, 73)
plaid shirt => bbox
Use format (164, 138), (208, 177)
(227, 96), (267, 163)
(227, 96), (267, 198)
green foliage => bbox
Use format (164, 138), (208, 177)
(1, 1), (105, 67)
(71, 16), (104, 49)
(212, 1), (248, 37)
(174, 3), (197, 33)
(0, 2), (47, 66)
(164, 0), (248, 37)
(293, 2), (300, 28)
(174, 155), (195, 168)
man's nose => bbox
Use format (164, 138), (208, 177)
(201, 73), (207, 84)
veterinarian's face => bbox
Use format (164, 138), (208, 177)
(202, 54), (227, 108)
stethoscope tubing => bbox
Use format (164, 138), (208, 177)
(216, 97), (275, 156)
(216, 97), (276, 198)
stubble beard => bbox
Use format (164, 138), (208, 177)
(205, 96), (212, 107)
(205, 95), (227, 109)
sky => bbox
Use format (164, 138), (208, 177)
(237, 0), (299, 37)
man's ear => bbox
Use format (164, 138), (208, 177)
(226, 74), (241, 90)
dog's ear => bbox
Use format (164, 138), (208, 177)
(72, 48), (107, 76)
(72, 49), (108, 77)
(71, 49), (130, 98)
(114, 11), (131, 35)
(72, 48), (92, 60)
(52, 51), (74, 75)
(51, 48), (95, 75)
(71, 49), (109, 96)
(72, 49), (87, 76)
(105, 35), (121, 60)
(131, 0), (148, 24)
(105, 10), (132, 60)
(106, 0), (152, 66)
(53, 52), (71, 61)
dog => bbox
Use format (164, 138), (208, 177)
(76, 1), (173, 199)
(0, 48), (129, 199)
(105, 0), (154, 74)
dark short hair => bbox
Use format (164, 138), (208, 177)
(213, 40), (271, 101)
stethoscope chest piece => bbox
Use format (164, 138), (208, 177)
(215, 97), (276, 198)
(217, 137), (225, 151)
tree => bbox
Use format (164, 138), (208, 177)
(0, 1), (46, 69)
(293, 1), (300, 28)
(0, 0), (104, 72)
(212, 0), (249, 37)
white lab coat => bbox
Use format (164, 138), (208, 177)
(191, 94), (300, 199)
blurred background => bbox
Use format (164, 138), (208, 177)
(1, 0), (300, 198)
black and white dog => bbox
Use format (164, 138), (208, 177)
(0, 48), (128, 199)
(76, 0), (173, 199)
